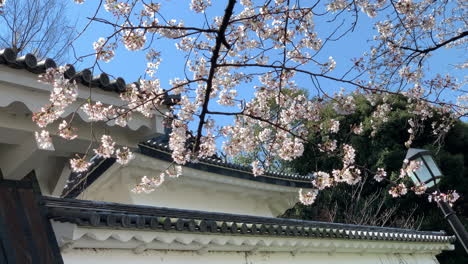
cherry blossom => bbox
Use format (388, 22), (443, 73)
(57, 120), (77, 140)
(327, 0), (348, 12)
(132, 173), (165, 193)
(251, 160), (265, 177)
(329, 119), (340, 133)
(321, 56), (336, 73)
(411, 183), (427, 195)
(35, 130), (54, 150)
(33, 67), (78, 128)
(94, 135), (116, 158)
(352, 123), (364, 135)
(122, 30), (146, 51)
(395, 0), (415, 15)
(312, 171), (332, 190)
(374, 168), (387, 182)
(298, 188), (319, 205)
(190, 0), (211, 13)
(389, 183), (408, 198)
(169, 120), (190, 165)
(428, 191), (460, 207)
(32, 0), (465, 204)
(400, 159), (422, 178)
(105, 0), (131, 16)
(70, 157), (92, 173)
(166, 165), (183, 178)
(81, 102), (108, 121)
(198, 132), (216, 158)
(333, 90), (356, 115)
(93, 38), (116, 63)
(115, 147), (135, 165)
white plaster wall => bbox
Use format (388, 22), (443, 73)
(82, 173), (284, 217)
(80, 156), (300, 217)
(62, 249), (440, 264)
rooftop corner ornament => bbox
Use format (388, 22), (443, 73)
(405, 148), (468, 255)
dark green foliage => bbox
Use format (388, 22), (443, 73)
(283, 95), (467, 263)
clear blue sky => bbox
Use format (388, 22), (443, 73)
(66, 1), (466, 132)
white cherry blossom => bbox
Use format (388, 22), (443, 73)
(35, 130), (54, 150)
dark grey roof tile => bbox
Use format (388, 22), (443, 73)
(0, 47), (179, 105)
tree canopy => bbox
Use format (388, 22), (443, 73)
(2, 0), (463, 204)
(283, 94), (467, 263)
(0, 0), (74, 62)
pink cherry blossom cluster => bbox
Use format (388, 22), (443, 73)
(94, 135), (116, 158)
(132, 174), (165, 194)
(58, 120), (78, 140)
(116, 147), (135, 165)
(312, 171), (333, 190)
(352, 122), (364, 135)
(190, 0), (211, 13)
(93, 38), (117, 63)
(331, 144), (361, 185)
(132, 165), (183, 193)
(122, 30), (146, 51)
(411, 183), (427, 195)
(374, 168), (387, 182)
(399, 159), (421, 178)
(251, 160), (265, 177)
(70, 156), (92, 173)
(333, 89), (356, 115)
(35, 130), (54, 150)
(169, 120), (190, 165)
(33, 67), (78, 128)
(388, 183), (408, 198)
(428, 190), (460, 207)
(104, 0), (131, 16)
(298, 188), (319, 205)
(94, 135), (135, 165)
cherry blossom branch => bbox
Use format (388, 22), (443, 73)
(193, 0), (236, 153)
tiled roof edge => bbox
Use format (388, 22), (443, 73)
(0, 48), (180, 105)
(44, 197), (455, 243)
(140, 139), (312, 184)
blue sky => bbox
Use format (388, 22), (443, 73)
(66, 0), (466, 132)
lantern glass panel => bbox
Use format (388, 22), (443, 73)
(407, 169), (419, 185)
(422, 154), (442, 186)
(413, 157), (432, 183)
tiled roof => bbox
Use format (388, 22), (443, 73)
(61, 136), (312, 198)
(0, 47), (179, 104)
(139, 137), (311, 182)
(44, 197), (455, 243)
